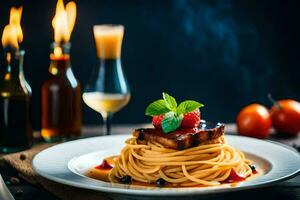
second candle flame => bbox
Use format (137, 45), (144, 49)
(52, 0), (76, 46)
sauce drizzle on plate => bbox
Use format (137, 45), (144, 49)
(95, 159), (113, 170)
(222, 168), (246, 183)
(86, 157), (260, 187)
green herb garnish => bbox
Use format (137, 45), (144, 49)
(145, 92), (204, 133)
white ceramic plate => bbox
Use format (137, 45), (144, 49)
(32, 135), (300, 200)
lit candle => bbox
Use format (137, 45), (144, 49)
(0, 6), (33, 152)
(41, 0), (82, 142)
(51, 0), (76, 60)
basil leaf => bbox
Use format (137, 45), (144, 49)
(161, 111), (183, 133)
(145, 99), (170, 116)
(162, 92), (177, 111)
(177, 100), (204, 114)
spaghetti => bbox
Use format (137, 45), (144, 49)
(109, 136), (254, 186)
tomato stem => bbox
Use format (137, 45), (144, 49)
(267, 93), (281, 110)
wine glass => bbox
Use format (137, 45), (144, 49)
(83, 25), (130, 135)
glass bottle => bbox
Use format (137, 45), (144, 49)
(0, 49), (33, 153)
(41, 42), (82, 142)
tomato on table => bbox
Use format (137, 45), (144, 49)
(270, 99), (300, 136)
(237, 104), (272, 139)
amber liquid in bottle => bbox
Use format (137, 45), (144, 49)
(0, 50), (33, 153)
(41, 43), (81, 142)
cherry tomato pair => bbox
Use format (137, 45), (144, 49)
(237, 99), (300, 139)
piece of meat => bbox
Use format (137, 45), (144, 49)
(133, 121), (225, 150)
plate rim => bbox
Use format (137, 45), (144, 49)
(32, 134), (300, 196)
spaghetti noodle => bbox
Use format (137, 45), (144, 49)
(109, 136), (254, 186)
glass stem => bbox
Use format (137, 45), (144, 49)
(103, 113), (112, 135)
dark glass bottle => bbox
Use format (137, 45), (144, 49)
(0, 49), (33, 153)
(41, 43), (81, 142)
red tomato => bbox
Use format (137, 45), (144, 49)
(237, 104), (272, 139)
(270, 99), (300, 136)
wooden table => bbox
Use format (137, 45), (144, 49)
(1, 124), (300, 200)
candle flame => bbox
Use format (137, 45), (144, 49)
(1, 7), (23, 49)
(52, 0), (76, 44)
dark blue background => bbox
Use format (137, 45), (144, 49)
(0, 0), (299, 129)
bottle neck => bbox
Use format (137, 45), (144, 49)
(3, 50), (25, 77)
(1, 49), (32, 96)
(49, 56), (71, 75)
(49, 42), (72, 75)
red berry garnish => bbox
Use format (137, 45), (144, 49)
(152, 115), (164, 128)
(181, 109), (201, 128)
(152, 109), (201, 130)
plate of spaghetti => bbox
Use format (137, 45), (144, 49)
(33, 93), (300, 200)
